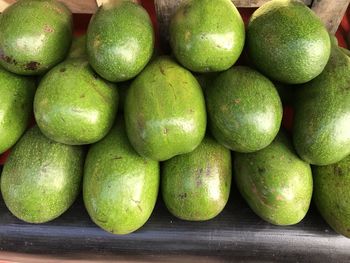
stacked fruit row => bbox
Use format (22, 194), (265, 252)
(0, 0), (350, 238)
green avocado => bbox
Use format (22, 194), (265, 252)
(0, 67), (36, 154)
(87, 1), (154, 82)
(34, 58), (118, 145)
(0, 126), (84, 223)
(0, 0), (72, 75)
(293, 46), (350, 165)
(313, 155), (350, 238)
(206, 66), (282, 153)
(67, 35), (87, 59)
(340, 47), (350, 57)
(247, 0), (330, 84)
(162, 135), (231, 221)
(234, 132), (313, 225)
(83, 117), (159, 235)
(169, 0), (245, 73)
(124, 56), (207, 161)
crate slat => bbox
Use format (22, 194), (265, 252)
(0, 0), (98, 13)
(312, 0), (350, 34)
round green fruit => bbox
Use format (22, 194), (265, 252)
(34, 58), (118, 145)
(0, 0), (72, 75)
(247, 0), (330, 84)
(87, 1), (154, 82)
(206, 66), (282, 153)
(169, 0), (245, 72)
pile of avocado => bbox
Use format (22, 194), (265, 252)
(0, 0), (349, 238)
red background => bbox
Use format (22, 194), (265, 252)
(0, 2), (349, 165)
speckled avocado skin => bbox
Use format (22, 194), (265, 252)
(34, 58), (118, 145)
(87, 1), (154, 82)
(84, 117), (159, 235)
(247, 0), (330, 84)
(169, 0), (245, 73)
(67, 35), (87, 59)
(0, 126), (84, 223)
(0, 67), (36, 154)
(234, 132), (313, 225)
(0, 0), (72, 75)
(340, 47), (350, 57)
(293, 47), (350, 165)
(124, 56), (207, 161)
(313, 155), (350, 238)
(206, 66), (282, 153)
(162, 135), (231, 221)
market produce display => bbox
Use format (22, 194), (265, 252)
(0, 0), (350, 239)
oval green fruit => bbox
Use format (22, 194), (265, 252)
(313, 155), (350, 238)
(125, 56), (207, 161)
(0, 126), (84, 223)
(34, 58), (118, 145)
(293, 47), (350, 165)
(162, 135), (231, 221)
(83, 118), (159, 235)
(0, 0), (72, 75)
(169, 0), (245, 73)
(206, 66), (282, 153)
(234, 132), (313, 225)
(247, 0), (330, 84)
(0, 67), (36, 154)
(87, 1), (154, 82)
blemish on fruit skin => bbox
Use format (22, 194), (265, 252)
(60, 68), (66, 73)
(25, 61), (40, 71)
(44, 25), (54, 33)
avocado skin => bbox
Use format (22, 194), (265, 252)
(124, 56), (207, 161)
(247, 0), (330, 84)
(0, 0), (72, 75)
(234, 132), (313, 225)
(313, 155), (350, 238)
(293, 47), (350, 165)
(34, 58), (118, 145)
(0, 126), (84, 223)
(169, 0), (245, 73)
(83, 118), (159, 235)
(206, 66), (282, 153)
(87, 1), (154, 82)
(67, 35), (87, 59)
(0, 67), (36, 154)
(162, 135), (231, 221)
(340, 47), (350, 57)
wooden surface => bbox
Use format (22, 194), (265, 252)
(312, 0), (350, 34)
(0, 0), (98, 13)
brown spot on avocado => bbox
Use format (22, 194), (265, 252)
(60, 68), (66, 72)
(163, 127), (169, 135)
(112, 156), (122, 160)
(44, 25), (54, 33)
(25, 61), (40, 71)
(178, 193), (187, 199)
(334, 166), (344, 176)
(234, 99), (241, 104)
